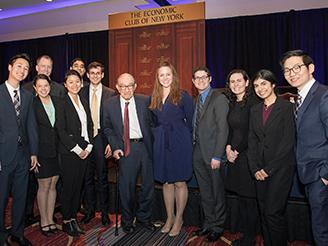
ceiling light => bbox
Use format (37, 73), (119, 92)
(45, 0), (53, 2)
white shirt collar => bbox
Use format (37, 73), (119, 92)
(298, 78), (316, 103)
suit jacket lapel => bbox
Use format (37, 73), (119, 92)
(1, 85), (16, 117)
(114, 96), (124, 137)
(134, 96), (144, 135)
(263, 98), (282, 130)
(253, 104), (264, 133)
(296, 82), (318, 129)
(36, 96), (53, 128)
(199, 89), (213, 121)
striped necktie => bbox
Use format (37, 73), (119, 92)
(13, 90), (21, 123)
(294, 94), (302, 119)
(193, 95), (204, 142)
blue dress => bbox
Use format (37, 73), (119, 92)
(152, 91), (194, 183)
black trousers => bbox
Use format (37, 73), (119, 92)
(84, 134), (109, 214)
(0, 147), (29, 238)
(256, 164), (294, 246)
(119, 141), (154, 226)
(60, 153), (87, 220)
(193, 143), (226, 233)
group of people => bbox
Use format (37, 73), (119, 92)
(0, 49), (327, 246)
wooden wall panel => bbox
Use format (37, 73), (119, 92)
(109, 20), (205, 96)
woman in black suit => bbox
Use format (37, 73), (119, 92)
(56, 70), (93, 237)
(248, 70), (295, 246)
(33, 74), (60, 235)
(224, 69), (260, 245)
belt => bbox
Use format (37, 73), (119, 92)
(130, 138), (143, 143)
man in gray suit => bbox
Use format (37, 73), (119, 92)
(0, 54), (38, 246)
(192, 67), (229, 242)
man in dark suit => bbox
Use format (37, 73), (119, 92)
(103, 73), (155, 233)
(79, 62), (115, 226)
(70, 58), (89, 87)
(281, 50), (328, 246)
(0, 54), (38, 246)
(191, 67), (229, 242)
(23, 55), (65, 97)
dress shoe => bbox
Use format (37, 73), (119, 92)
(192, 228), (210, 237)
(206, 230), (223, 242)
(122, 225), (136, 234)
(81, 212), (95, 224)
(62, 222), (79, 237)
(101, 214), (111, 226)
(48, 224), (59, 233)
(8, 235), (32, 246)
(137, 221), (156, 231)
(71, 219), (85, 234)
(40, 225), (51, 236)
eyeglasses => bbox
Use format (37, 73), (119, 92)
(89, 72), (102, 76)
(118, 84), (135, 90)
(283, 64), (307, 76)
(194, 75), (209, 81)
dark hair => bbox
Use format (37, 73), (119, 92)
(224, 69), (252, 105)
(8, 53), (31, 69)
(251, 69), (278, 94)
(33, 74), (51, 86)
(87, 61), (104, 73)
(64, 69), (82, 83)
(70, 58), (85, 67)
(192, 66), (211, 78)
(279, 49), (314, 68)
(36, 55), (53, 65)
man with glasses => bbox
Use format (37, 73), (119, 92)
(103, 73), (155, 233)
(280, 49), (328, 246)
(191, 67), (229, 242)
(79, 62), (115, 226)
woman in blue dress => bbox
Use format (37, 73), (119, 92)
(149, 62), (194, 237)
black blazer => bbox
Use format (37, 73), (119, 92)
(248, 97), (296, 176)
(56, 94), (94, 154)
(33, 96), (60, 158)
(103, 94), (153, 157)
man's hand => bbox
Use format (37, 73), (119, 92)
(30, 155), (40, 172)
(321, 178), (328, 186)
(210, 159), (220, 170)
(104, 144), (112, 158)
(79, 150), (89, 159)
(255, 169), (269, 181)
(113, 149), (124, 160)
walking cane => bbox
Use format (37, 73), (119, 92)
(115, 155), (121, 236)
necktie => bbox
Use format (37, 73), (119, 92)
(123, 102), (130, 157)
(193, 96), (203, 142)
(13, 90), (22, 143)
(91, 88), (99, 137)
(294, 94), (302, 119)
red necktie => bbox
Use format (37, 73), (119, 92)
(123, 101), (130, 156)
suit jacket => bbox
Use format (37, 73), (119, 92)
(79, 84), (116, 131)
(23, 80), (66, 98)
(103, 94), (153, 157)
(195, 89), (229, 164)
(248, 97), (296, 177)
(56, 94), (94, 154)
(0, 83), (38, 166)
(33, 96), (60, 158)
(296, 81), (328, 184)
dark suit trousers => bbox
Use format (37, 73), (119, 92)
(305, 179), (328, 246)
(60, 153), (87, 220)
(193, 143), (226, 233)
(0, 147), (29, 238)
(256, 164), (294, 246)
(84, 133), (109, 214)
(119, 141), (154, 226)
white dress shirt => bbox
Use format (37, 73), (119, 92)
(298, 78), (316, 107)
(5, 81), (20, 103)
(119, 96), (143, 139)
(68, 94), (93, 155)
